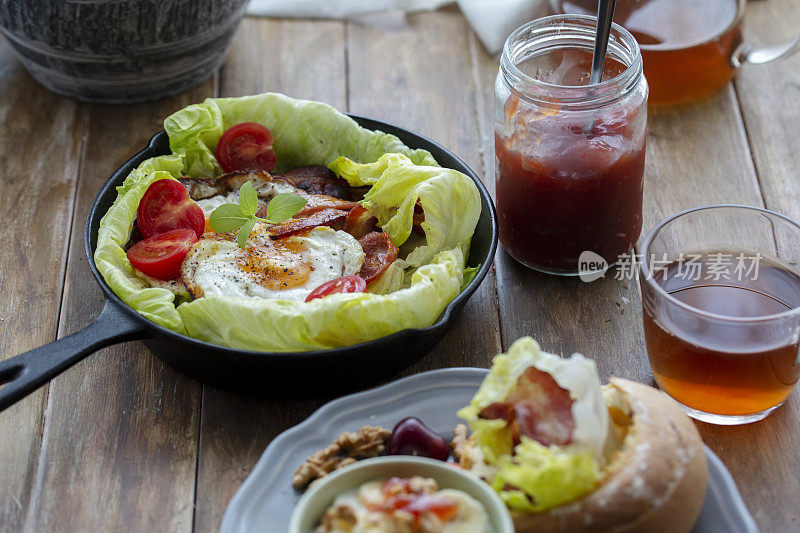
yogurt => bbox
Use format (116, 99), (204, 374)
(316, 476), (490, 533)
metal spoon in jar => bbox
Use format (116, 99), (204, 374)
(587, 0), (617, 136)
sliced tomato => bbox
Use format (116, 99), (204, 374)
(359, 232), (399, 284)
(137, 179), (205, 239)
(304, 275), (366, 302)
(216, 122), (277, 173)
(126, 228), (198, 281)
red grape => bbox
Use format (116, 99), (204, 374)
(387, 417), (450, 461)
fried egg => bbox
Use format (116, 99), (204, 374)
(195, 191), (241, 217)
(132, 268), (190, 299)
(180, 224), (365, 301)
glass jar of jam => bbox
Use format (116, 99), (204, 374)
(495, 15), (647, 275)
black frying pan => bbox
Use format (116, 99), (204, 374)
(0, 116), (498, 411)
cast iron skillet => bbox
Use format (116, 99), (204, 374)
(0, 116), (497, 411)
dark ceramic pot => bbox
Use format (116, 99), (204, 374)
(0, 0), (248, 104)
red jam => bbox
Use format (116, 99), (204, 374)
(495, 46), (646, 274)
(495, 113), (644, 272)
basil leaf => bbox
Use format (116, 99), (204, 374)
(238, 180), (259, 216)
(236, 218), (257, 249)
(209, 203), (249, 233)
(263, 193), (308, 223)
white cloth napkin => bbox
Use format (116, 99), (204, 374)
(246, 0), (548, 55)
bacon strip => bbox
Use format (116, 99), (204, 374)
(478, 366), (575, 448)
(359, 232), (399, 284)
(254, 190), (357, 220)
(412, 200), (426, 236)
(182, 166), (356, 205)
(254, 192), (357, 219)
(343, 205), (379, 239)
(260, 198), (376, 241)
(267, 209), (348, 239)
(276, 165), (350, 199)
(295, 192), (358, 217)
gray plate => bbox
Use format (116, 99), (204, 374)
(221, 368), (758, 533)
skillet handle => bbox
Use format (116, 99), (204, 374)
(0, 300), (147, 411)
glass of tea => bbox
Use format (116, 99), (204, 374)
(551, 0), (800, 107)
(495, 15), (647, 275)
(640, 205), (800, 425)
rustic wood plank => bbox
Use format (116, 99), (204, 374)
(0, 42), (84, 530)
(193, 18), (347, 533)
(3, 6), (793, 531)
(346, 6), (503, 373)
(471, 15), (796, 530)
(22, 83), (215, 531)
(473, 14), (764, 356)
(195, 12), (505, 529)
(469, 20), (652, 378)
(723, 0), (800, 528)
(476, 43), (763, 357)
(735, 0), (800, 220)
(219, 16), (346, 105)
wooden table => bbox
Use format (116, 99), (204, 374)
(1, 3), (798, 531)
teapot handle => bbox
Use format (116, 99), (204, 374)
(732, 35), (800, 67)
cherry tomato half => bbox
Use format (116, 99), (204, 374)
(126, 228), (198, 281)
(216, 122), (277, 173)
(304, 275), (367, 302)
(137, 179), (205, 239)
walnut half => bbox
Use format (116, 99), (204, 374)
(292, 425), (392, 490)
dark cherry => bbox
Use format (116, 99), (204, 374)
(386, 417), (450, 461)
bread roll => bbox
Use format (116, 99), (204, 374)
(511, 378), (707, 533)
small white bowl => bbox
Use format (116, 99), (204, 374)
(289, 456), (513, 533)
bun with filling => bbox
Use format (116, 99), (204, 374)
(455, 337), (708, 533)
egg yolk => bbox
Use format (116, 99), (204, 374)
(237, 240), (312, 289)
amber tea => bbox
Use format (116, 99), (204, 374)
(643, 251), (800, 418)
(554, 0), (743, 106)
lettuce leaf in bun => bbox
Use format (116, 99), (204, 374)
(458, 337), (618, 512)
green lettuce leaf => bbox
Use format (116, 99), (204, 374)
(457, 337), (612, 512)
(164, 93), (437, 177)
(492, 438), (600, 512)
(461, 265), (480, 291)
(331, 154), (481, 268)
(367, 261), (405, 295)
(95, 93), (482, 350)
(94, 162), (186, 333)
(177, 247), (467, 351)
